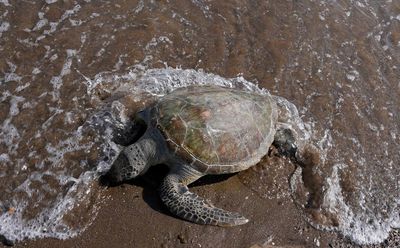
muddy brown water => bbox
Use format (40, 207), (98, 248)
(0, 0), (399, 247)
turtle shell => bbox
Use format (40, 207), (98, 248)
(155, 85), (277, 173)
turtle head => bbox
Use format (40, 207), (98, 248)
(273, 128), (297, 160)
(106, 150), (146, 182)
(106, 127), (165, 183)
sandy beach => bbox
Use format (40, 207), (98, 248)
(1, 0), (399, 247)
(4, 155), (399, 248)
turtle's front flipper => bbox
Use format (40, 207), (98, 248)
(159, 167), (249, 226)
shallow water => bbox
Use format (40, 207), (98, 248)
(0, 0), (399, 245)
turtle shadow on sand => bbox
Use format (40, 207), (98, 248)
(100, 164), (237, 221)
(101, 85), (313, 227)
(0, 235), (14, 247)
(99, 117), (238, 220)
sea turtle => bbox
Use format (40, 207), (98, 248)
(106, 85), (299, 226)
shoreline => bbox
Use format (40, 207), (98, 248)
(1, 165), (353, 248)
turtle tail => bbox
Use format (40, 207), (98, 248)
(159, 172), (249, 226)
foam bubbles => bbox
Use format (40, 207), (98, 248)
(0, 21), (10, 37)
(1, 67), (279, 243)
(134, 68), (268, 96)
(0, 0), (11, 7)
(291, 159), (400, 245)
(46, 0), (58, 4)
(1, 66), (398, 245)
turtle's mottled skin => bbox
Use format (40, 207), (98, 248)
(107, 85), (297, 226)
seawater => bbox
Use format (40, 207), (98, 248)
(0, 0), (399, 245)
(0, 67), (289, 241)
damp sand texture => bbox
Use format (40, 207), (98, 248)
(1, 0), (399, 247)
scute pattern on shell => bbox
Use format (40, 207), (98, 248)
(156, 86), (277, 167)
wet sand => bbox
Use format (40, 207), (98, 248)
(3, 157), (335, 248)
(4, 155), (399, 248)
(1, 0), (399, 247)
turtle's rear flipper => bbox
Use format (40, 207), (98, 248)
(159, 171), (249, 226)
